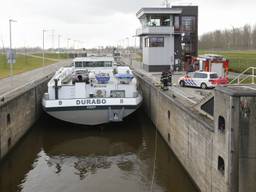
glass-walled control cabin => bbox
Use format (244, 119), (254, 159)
(73, 57), (114, 68)
(139, 13), (196, 34)
(139, 15), (173, 27)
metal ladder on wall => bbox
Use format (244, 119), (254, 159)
(229, 67), (256, 85)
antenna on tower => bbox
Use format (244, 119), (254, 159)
(163, 0), (171, 8)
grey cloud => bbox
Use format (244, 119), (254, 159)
(4, 0), (256, 48)
(13, 0), (160, 24)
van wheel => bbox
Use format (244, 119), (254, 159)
(201, 83), (207, 89)
(180, 81), (185, 87)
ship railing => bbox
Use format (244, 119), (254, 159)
(46, 95), (141, 101)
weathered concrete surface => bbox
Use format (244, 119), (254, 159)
(121, 55), (256, 191)
(137, 74), (215, 191)
(0, 60), (70, 160)
(239, 97), (256, 192)
(211, 91), (240, 192)
(136, 70), (256, 192)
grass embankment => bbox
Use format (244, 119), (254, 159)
(199, 50), (256, 73)
(0, 54), (55, 79)
(32, 53), (69, 59)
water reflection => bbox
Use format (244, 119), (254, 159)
(0, 109), (198, 192)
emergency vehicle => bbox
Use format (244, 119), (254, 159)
(191, 54), (229, 78)
(178, 71), (228, 89)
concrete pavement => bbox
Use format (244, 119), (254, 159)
(121, 56), (213, 106)
(0, 60), (71, 105)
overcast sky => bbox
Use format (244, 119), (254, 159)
(0, 0), (255, 48)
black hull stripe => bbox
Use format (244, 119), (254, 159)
(44, 105), (140, 112)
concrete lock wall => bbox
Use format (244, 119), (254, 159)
(137, 75), (238, 192)
(239, 97), (256, 192)
(212, 91), (240, 192)
(0, 80), (49, 160)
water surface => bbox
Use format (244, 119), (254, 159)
(0, 110), (199, 192)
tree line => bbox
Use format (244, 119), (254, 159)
(199, 24), (256, 50)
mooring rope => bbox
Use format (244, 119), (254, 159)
(150, 126), (158, 192)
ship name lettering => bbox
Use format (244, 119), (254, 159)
(76, 99), (107, 105)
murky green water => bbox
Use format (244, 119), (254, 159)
(0, 110), (199, 192)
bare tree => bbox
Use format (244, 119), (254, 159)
(199, 24), (256, 50)
(252, 25), (256, 49)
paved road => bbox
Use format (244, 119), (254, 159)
(0, 60), (71, 98)
(121, 56), (213, 106)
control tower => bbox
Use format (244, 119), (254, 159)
(136, 6), (198, 72)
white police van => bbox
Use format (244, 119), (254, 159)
(178, 71), (228, 89)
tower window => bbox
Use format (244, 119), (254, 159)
(218, 156), (225, 174)
(7, 113), (11, 125)
(145, 37), (164, 47)
(181, 16), (196, 32)
(218, 116), (225, 132)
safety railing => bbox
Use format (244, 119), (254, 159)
(229, 67), (256, 85)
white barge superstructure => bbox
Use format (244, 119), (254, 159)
(42, 57), (142, 125)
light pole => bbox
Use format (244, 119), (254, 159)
(73, 40), (81, 51)
(119, 40), (123, 49)
(67, 38), (71, 50)
(122, 39), (125, 49)
(73, 40), (76, 50)
(134, 36), (137, 49)
(9, 19), (17, 76)
(76, 40), (80, 50)
(42, 29), (48, 67)
(51, 29), (55, 52)
(67, 38), (71, 58)
(126, 37), (130, 48)
(1, 36), (7, 67)
(126, 37), (132, 66)
(58, 34), (61, 59)
(132, 35), (137, 53)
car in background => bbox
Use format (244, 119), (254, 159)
(178, 71), (228, 89)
